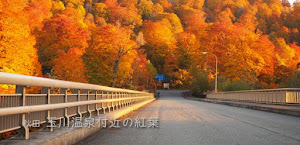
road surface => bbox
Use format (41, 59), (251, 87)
(77, 90), (300, 145)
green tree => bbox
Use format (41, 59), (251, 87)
(288, 72), (300, 87)
(221, 80), (253, 91)
(191, 69), (210, 97)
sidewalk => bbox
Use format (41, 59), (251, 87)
(184, 96), (300, 117)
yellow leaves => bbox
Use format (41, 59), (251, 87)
(257, 3), (272, 19)
(138, 0), (153, 19)
(77, 5), (86, 17)
(117, 50), (136, 81)
(176, 32), (199, 66)
(0, 0), (299, 91)
(0, 84), (15, 94)
(176, 5), (206, 30)
(222, 0), (235, 6)
(52, 1), (65, 13)
(274, 38), (297, 69)
(276, 53), (286, 66)
(235, 0), (248, 7)
(92, 3), (110, 24)
(153, 3), (164, 14)
(64, 0), (85, 6)
(155, 13), (183, 34)
(206, 16), (277, 83)
(270, 3), (282, 16)
(93, 3), (109, 21)
(87, 24), (137, 86)
(0, 1), (42, 77)
(218, 8), (235, 22)
(174, 69), (192, 88)
(62, 7), (87, 28)
(106, 1), (142, 27)
(0, 1), (2, 13)
(142, 20), (175, 49)
(92, 24), (136, 58)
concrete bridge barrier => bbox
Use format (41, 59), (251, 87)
(0, 72), (154, 140)
(206, 88), (300, 104)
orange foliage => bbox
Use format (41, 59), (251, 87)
(0, 0), (42, 79)
(53, 47), (87, 82)
(1, 0), (300, 93)
(36, 9), (90, 74)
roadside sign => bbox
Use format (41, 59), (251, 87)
(155, 74), (165, 81)
(163, 83), (170, 89)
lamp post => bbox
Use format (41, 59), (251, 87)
(202, 52), (218, 93)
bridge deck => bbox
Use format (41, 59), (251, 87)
(77, 90), (300, 145)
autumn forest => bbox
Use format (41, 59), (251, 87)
(1, 0), (300, 94)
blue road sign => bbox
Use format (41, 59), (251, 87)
(155, 74), (165, 81)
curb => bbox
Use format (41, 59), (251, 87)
(184, 97), (300, 117)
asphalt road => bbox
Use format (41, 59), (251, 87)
(76, 90), (300, 145)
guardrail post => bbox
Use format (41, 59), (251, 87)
(61, 88), (69, 127)
(133, 93), (136, 104)
(126, 93), (129, 107)
(111, 92), (116, 111)
(102, 91), (106, 114)
(127, 93), (129, 105)
(83, 89), (92, 118)
(121, 92), (124, 108)
(74, 89), (82, 118)
(131, 93), (133, 105)
(128, 93), (130, 106)
(123, 93), (125, 107)
(95, 90), (100, 116)
(115, 92), (118, 110)
(123, 92), (126, 107)
(120, 92), (122, 108)
(105, 92), (109, 113)
(117, 92), (120, 110)
(116, 92), (118, 110)
(284, 92), (287, 104)
(107, 92), (112, 112)
(16, 85), (29, 139)
(114, 92), (116, 110)
(42, 87), (53, 132)
(129, 93), (131, 106)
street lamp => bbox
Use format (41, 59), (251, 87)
(202, 52), (218, 93)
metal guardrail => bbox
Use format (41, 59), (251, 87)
(206, 88), (300, 104)
(0, 72), (154, 139)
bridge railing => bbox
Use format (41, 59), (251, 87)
(206, 88), (300, 104)
(0, 72), (154, 139)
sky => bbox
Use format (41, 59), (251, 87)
(288, 0), (297, 5)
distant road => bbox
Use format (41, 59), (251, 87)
(77, 90), (300, 145)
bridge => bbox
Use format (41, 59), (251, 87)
(0, 72), (300, 145)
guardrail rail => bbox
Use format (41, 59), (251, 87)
(206, 88), (300, 104)
(0, 72), (154, 139)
